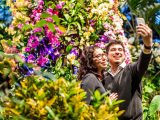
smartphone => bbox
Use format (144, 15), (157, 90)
(136, 18), (145, 25)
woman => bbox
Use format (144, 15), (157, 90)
(78, 45), (117, 104)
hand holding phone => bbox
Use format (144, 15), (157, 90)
(136, 18), (145, 25)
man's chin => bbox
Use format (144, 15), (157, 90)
(114, 61), (121, 65)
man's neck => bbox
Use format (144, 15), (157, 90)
(111, 65), (119, 74)
(109, 61), (126, 76)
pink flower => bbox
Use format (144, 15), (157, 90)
(18, 24), (23, 29)
(55, 26), (63, 35)
(103, 23), (112, 30)
(31, 41), (39, 48)
(37, 56), (48, 66)
(53, 10), (59, 16)
(27, 35), (40, 48)
(45, 17), (54, 22)
(46, 8), (54, 16)
(38, 0), (44, 6)
(49, 35), (60, 47)
(56, 2), (65, 9)
(33, 28), (43, 33)
(95, 42), (106, 49)
(25, 47), (31, 52)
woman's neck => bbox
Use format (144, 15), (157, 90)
(97, 69), (102, 80)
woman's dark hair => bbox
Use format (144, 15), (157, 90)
(78, 45), (100, 80)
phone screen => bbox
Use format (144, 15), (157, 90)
(136, 18), (145, 25)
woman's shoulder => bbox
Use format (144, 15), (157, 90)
(83, 73), (97, 79)
(82, 73), (98, 83)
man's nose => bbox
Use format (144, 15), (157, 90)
(115, 51), (120, 55)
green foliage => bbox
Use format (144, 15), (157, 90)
(0, 76), (123, 120)
(142, 74), (160, 120)
(0, 51), (22, 83)
(148, 95), (160, 117)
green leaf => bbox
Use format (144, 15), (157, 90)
(47, 23), (55, 32)
(148, 95), (160, 116)
(45, 1), (55, 8)
(3, 68), (11, 79)
(112, 100), (125, 106)
(55, 57), (62, 71)
(66, 45), (73, 53)
(42, 72), (56, 81)
(64, 14), (71, 22)
(144, 86), (153, 93)
(94, 90), (101, 100)
(45, 106), (55, 118)
(71, 22), (81, 31)
(0, 34), (3, 39)
(52, 15), (60, 25)
(71, 10), (76, 16)
(41, 13), (50, 19)
(22, 24), (33, 31)
(14, 54), (23, 63)
(73, 60), (80, 67)
(35, 20), (47, 28)
(78, 14), (85, 24)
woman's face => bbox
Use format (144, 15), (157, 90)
(92, 48), (107, 71)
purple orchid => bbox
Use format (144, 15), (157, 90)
(27, 54), (35, 63)
(27, 35), (40, 48)
(70, 48), (79, 56)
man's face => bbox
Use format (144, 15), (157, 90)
(107, 44), (125, 66)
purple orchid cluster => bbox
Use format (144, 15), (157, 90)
(25, 26), (62, 67)
(23, 0), (67, 68)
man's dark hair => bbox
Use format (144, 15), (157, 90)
(106, 40), (125, 54)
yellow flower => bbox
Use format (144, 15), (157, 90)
(12, 35), (22, 43)
(89, 26), (94, 33)
(155, 56), (160, 63)
(5, 27), (16, 35)
(38, 88), (45, 97)
(67, 53), (76, 64)
(39, 108), (47, 115)
(20, 79), (28, 89)
(26, 98), (37, 108)
(83, 32), (91, 39)
(15, 12), (23, 19)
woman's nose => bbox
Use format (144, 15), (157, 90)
(102, 56), (107, 60)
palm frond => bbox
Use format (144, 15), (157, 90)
(127, 0), (160, 34)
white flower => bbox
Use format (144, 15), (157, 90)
(128, 37), (135, 44)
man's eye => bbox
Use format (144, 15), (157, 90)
(119, 48), (123, 51)
(110, 48), (116, 51)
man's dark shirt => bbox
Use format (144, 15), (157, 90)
(103, 52), (151, 120)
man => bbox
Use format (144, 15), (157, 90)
(103, 24), (152, 120)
